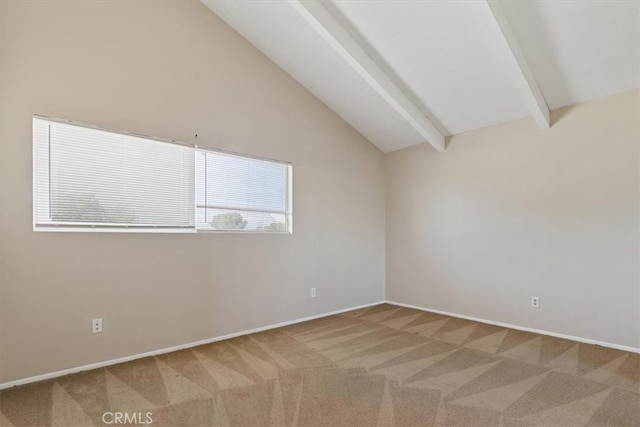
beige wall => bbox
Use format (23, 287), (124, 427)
(0, 1), (385, 383)
(386, 90), (639, 349)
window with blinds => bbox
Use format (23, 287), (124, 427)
(33, 116), (292, 233)
(195, 150), (292, 233)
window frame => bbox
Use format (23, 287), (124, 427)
(32, 115), (293, 235)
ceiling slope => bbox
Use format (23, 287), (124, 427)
(485, 1), (550, 129)
(202, 0), (639, 153)
(498, 0), (640, 110)
(288, 0), (445, 152)
(201, 0), (438, 153)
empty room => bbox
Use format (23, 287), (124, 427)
(0, 0), (638, 426)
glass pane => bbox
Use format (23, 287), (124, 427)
(196, 208), (287, 232)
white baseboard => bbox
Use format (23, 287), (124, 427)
(386, 300), (640, 354)
(0, 301), (384, 390)
(5, 299), (636, 390)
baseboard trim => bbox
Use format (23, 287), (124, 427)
(386, 300), (640, 354)
(0, 301), (384, 390)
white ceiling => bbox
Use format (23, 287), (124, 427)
(202, 0), (639, 153)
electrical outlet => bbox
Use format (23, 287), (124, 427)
(531, 297), (540, 308)
(92, 318), (103, 334)
(310, 288), (317, 298)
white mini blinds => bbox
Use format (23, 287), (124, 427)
(33, 118), (195, 230)
(33, 117), (292, 233)
(195, 151), (291, 232)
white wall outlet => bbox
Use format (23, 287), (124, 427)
(531, 297), (540, 308)
(310, 287), (317, 298)
(92, 318), (103, 334)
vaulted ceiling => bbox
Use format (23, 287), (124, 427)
(202, 0), (639, 153)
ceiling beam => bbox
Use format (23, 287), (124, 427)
(287, 0), (446, 152)
(485, 1), (550, 129)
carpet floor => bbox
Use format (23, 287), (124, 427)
(0, 303), (638, 426)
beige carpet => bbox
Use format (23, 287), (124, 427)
(1, 303), (638, 426)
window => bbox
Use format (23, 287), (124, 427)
(33, 117), (195, 231)
(196, 150), (292, 232)
(33, 116), (292, 233)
